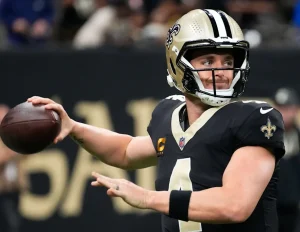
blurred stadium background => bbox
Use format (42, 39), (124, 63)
(0, 0), (300, 232)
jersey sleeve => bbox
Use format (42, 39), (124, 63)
(235, 108), (285, 162)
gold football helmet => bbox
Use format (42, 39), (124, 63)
(166, 9), (250, 106)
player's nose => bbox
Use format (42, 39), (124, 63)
(212, 59), (225, 75)
(214, 67), (225, 77)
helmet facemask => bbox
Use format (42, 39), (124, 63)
(176, 40), (250, 106)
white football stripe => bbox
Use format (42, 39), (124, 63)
(206, 9), (227, 37)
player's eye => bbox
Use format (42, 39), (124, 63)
(224, 60), (233, 67)
(202, 59), (213, 66)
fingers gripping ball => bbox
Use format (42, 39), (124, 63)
(0, 102), (61, 154)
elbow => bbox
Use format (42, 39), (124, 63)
(221, 202), (253, 223)
(114, 152), (135, 171)
(109, 156), (131, 170)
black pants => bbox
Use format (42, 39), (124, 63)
(0, 192), (21, 232)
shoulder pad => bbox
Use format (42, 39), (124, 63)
(147, 95), (185, 138)
(165, 95), (185, 101)
(153, 95), (185, 116)
(230, 100), (272, 115)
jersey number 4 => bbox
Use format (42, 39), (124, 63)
(168, 158), (202, 232)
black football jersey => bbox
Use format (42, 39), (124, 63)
(147, 95), (285, 232)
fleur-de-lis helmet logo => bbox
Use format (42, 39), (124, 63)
(166, 23), (181, 49)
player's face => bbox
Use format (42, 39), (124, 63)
(190, 52), (234, 90)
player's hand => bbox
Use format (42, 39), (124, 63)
(91, 172), (150, 209)
(27, 96), (75, 144)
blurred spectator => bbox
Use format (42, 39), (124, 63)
(129, 10), (147, 42)
(74, 0), (96, 18)
(294, 0), (300, 28)
(0, 0), (299, 48)
(277, 0), (298, 23)
(0, 104), (27, 232)
(139, 0), (182, 45)
(204, 0), (226, 12)
(73, 0), (118, 49)
(74, 0), (148, 48)
(143, 0), (162, 15)
(226, 0), (277, 29)
(226, 0), (297, 47)
(0, 0), (56, 47)
(292, 0), (300, 44)
(273, 88), (300, 232)
(292, 0), (300, 47)
(55, 0), (87, 44)
(73, 0), (204, 49)
(139, 0), (202, 46)
(103, 1), (137, 47)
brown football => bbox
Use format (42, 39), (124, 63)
(0, 102), (61, 154)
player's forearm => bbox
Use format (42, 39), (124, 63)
(70, 121), (132, 169)
(148, 188), (249, 224)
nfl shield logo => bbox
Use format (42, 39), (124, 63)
(179, 137), (185, 150)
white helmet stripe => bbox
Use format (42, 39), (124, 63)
(206, 9), (227, 37)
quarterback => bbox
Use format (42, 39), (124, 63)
(28, 9), (285, 232)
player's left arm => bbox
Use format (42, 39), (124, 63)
(145, 146), (275, 223)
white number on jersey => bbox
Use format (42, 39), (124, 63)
(168, 158), (202, 232)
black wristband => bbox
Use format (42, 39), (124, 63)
(169, 190), (192, 221)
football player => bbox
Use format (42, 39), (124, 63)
(28, 9), (285, 232)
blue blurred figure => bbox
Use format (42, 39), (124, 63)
(0, 0), (55, 47)
(293, 0), (300, 28)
